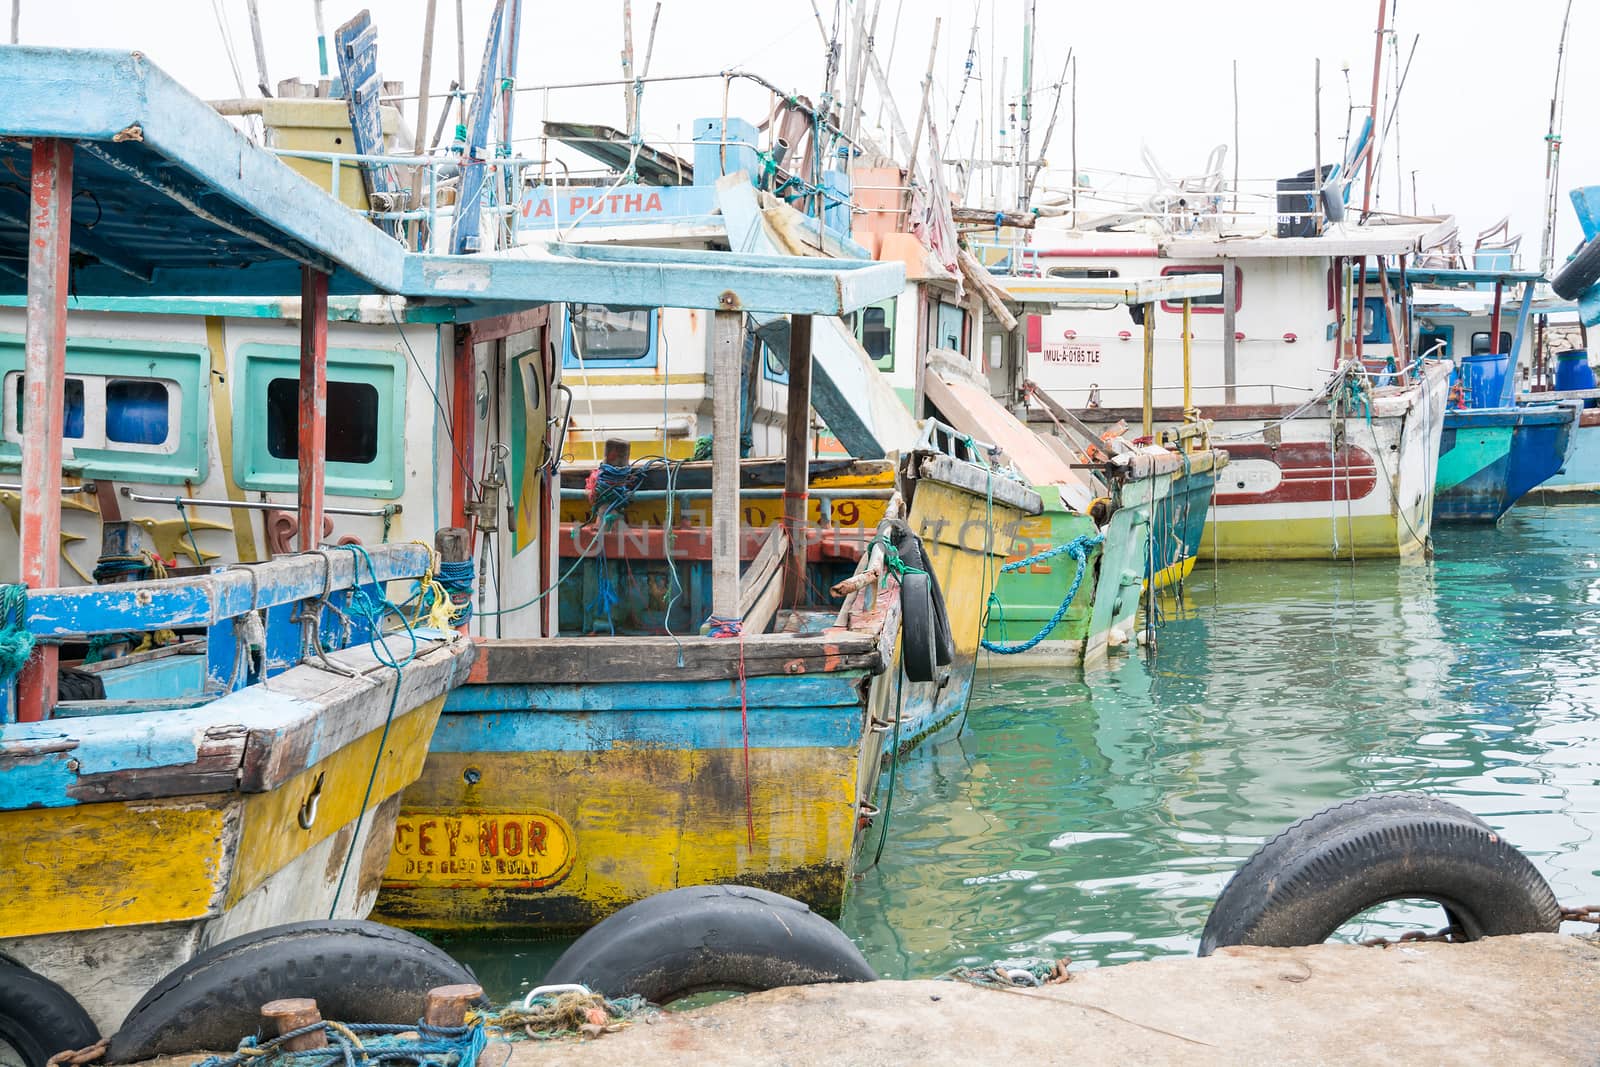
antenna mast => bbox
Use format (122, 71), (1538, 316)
(1539, 0), (1576, 275)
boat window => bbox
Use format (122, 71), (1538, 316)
(104, 379), (170, 445)
(935, 300), (966, 353)
(1360, 297), (1390, 344)
(264, 377), (380, 463)
(1159, 265), (1242, 313)
(1047, 266), (1120, 310)
(12, 376), (84, 439)
(0, 340), (205, 482)
(236, 342), (404, 499)
(566, 304), (654, 365)
(1470, 331), (1513, 356)
(1418, 326), (1452, 359)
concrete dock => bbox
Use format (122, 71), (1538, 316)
(524, 933), (1598, 1066)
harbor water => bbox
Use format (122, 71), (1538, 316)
(454, 505), (1600, 994)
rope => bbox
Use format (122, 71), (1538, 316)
(431, 558), (475, 626)
(979, 534), (1104, 655)
(480, 991), (655, 1041)
(196, 1018), (486, 1067)
(0, 584), (35, 685)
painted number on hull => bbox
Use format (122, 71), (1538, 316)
(384, 810), (576, 889)
(1043, 342), (1101, 365)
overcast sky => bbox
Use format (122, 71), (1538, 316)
(17, 1), (1597, 262)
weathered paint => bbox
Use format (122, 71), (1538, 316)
(227, 695), (444, 905)
(1435, 404), (1579, 523)
(1200, 512), (1406, 560)
(375, 742), (860, 934)
(387, 808), (577, 888)
(0, 799), (232, 937)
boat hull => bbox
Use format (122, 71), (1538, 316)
(1517, 408), (1600, 505)
(373, 633), (887, 936)
(1200, 365), (1450, 560)
(1435, 403), (1580, 522)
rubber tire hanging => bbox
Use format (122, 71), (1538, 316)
(542, 884), (877, 1002)
(1551, 235), (1600, 301)
(106, 921), (481, 1063)
(0, 959), (99, 1067)
(1199, 793), (1561, 955)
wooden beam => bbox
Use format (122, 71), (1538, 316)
(16, 138), (73, 723)
(297, 266), (329, 552)
(783, 314), (813, 605)
(1221, 259), (1237, 405)
(711, 310), (744, 622)
(451, 323), (475, 530)
(1142, 302), (1155, 438)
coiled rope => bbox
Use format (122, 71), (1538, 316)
(196, 1018), (486, 1067)
(979, 533), (1105, 655)
(0, 584), (35, 684)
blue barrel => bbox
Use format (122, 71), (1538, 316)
(1555, 350), (1596, 391)
(1458, 352), (1511, 409)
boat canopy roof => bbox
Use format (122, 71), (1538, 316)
(1000, 273), (1221, 310)
(1160, 218), (1456, 260)
(0, 46), (901, 314)
(1386, 266), (1546, 287)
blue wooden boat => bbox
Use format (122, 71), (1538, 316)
(1389, 267), (1582, 522)
(0, 44), (478, 1049)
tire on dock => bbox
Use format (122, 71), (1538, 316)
(106, 921), (481, 1063)
(1199, 793), (1561, 956)
(542, 884), (877, 1003)
(0, 958), (100, 1067)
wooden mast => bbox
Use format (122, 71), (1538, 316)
(782, 315), (814, 606)
(711, 310), (745, 621)
(297, 266), (329, 552)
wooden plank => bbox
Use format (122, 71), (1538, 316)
(297, 266), (329, 551)
(470, 633), (883, 685)
(914, 454), (1043, 514)
(17, 138), (73, 722)
(711, 310), (744, 620)
(783, 314), (814, 605)
(738, 525), (788, 635)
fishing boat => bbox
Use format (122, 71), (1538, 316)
(1392, 266), (1580, 522)
(0, 45), (477, 1053)
(1020, 216), (1454, 561)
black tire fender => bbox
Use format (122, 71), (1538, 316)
(1199, 793), (1561, 955)
(542, 884), (877, 1002)
(898, 570), (938, 683)
(107, 921), (480, 1063)
(889, 524), (953, 670)
(0, 961), (100, 1067)
(1552, 236), (1600, 301)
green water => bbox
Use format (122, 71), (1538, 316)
(452, 506), (1600, 994)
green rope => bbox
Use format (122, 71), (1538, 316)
(691, 435), (713, 460)
(0, 584), (35, 684)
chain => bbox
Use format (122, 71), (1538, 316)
(1359, 925), (1465, 948)
(1359, 903), (1600, 948)
(1560, 904), (1600, 925)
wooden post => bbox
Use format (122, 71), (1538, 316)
(451, 323), (476, 530)
(1181, 298), (1194, 426)
(16, 138), (73, 724)
(423, 984), (484, 1028)
(1220, 260), (1237, 405)
(1141, 302), (1155, 439)
(435, 526), (470, 635)
(297, 266), (329, 553)
(261, 998), (327, 1052)
(782, 315), (814, 606)
(603, 437), (631, 468)
(711, 310), (744, 621)
(1489, 278), (1505, 355)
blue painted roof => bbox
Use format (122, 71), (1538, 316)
(1387, 266), (1546, 286)
(0, 47), (902, 314)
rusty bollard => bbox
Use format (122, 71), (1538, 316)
(261, 998), (327, 1051)
(424, 984), (484, 1028)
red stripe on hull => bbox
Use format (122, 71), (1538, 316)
(1214, 442), (1380, 506)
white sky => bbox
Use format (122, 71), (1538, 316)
(16, 0), (1598, 261)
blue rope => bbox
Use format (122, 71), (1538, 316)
(0, 584), (35, 685)
(197, 1018), (485, 1067)
(434, 558), (475, 623)
(707, 614), (742, 638)
(979, 534), (1105, 655)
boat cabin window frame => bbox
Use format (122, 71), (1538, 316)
(1158, 265), (1242, 314)
(842, 298), (896, 371)
(1470, 330), (1513, 356)
(1046, 266), (1122, 311)
(933, 299), (968, 354)
(563, 303), (657, 369)
(234, 342), (406, 499)
(0, 335), (206, 484)
(1360, 296), (1391, 344)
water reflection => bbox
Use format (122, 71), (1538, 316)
(841, 507), (1600, 977)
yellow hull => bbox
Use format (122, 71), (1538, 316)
(1200, 514), (1417, 561)
(0, 696), (442, 939)
(375, 743), (861, 935)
